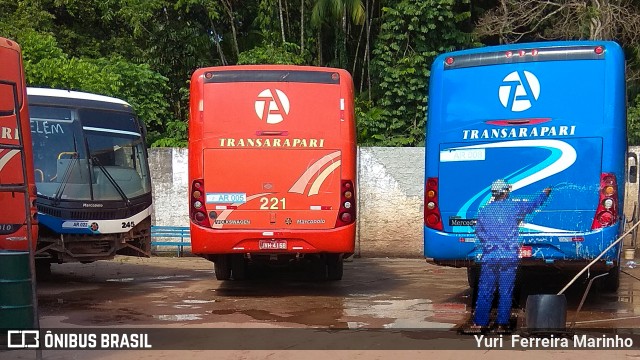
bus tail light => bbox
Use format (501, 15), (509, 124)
(591, 173), (618, 229)
(519, 245), (533, 258)
(191, 179), (211, 227)
(335, 180), (356, 227)
(424, 177), (443, 231)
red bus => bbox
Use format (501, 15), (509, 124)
(0, 37), (37, 251)
(188, 65), (357, 281)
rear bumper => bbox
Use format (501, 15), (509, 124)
(190, 222), (356, 255)
(424, 224), (623, 267)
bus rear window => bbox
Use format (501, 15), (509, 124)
(202, 79), (342, 143)
(438, 60), (606, 126)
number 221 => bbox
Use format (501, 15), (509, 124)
(259, 197), (286, 210)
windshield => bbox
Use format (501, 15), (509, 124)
(30, 106), (151, 202)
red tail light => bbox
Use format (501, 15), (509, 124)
(190, 179), (211, 227)
(591, 173), (618, 229)
(519, 245), (533, 258)
(424, 177), (443, 231)
(335, 180), (356, 227)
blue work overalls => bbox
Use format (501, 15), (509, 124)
(473, 192), (549, 326)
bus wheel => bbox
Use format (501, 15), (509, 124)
(231, 255), (247, 281)
(214, 255), (231, 280)
(35, 260), (51, 280)
(309, 255), (327, 281)
(467, 266), (479, 288)
(601, 266), (620, 293)
(327, 254), (343, 281)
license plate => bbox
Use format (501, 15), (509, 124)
(259, 240), (287, 250)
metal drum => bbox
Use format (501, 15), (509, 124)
(0, 251), (34, 329)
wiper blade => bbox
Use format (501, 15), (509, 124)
(53, 133), (81, 204)
(91, 156), (131, 206)
(53, 156), (78, 205)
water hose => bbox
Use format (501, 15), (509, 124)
(557, 219), (640, 295)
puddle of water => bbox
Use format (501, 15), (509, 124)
(347, 321), (368, 329)
(147, 276), (178, 280)
(383, 319), (454, 329)
(182, 299), (216, 304)
(348, 293), (388, 297)
(154, 314), (203, 321)
(173, 305), (203, 309)
(106, 278), (134, 282)
(344, 298), (460, 329)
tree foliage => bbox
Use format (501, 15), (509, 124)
(369, 0), (471, 145)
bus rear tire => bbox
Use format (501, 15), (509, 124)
(35, 260), (52, 279)
(467, 266), (479, 288)
(309, 255), (328, 281)
(214, 255), (231, 280)
(231, 254), (247, 280)
(327, 254), (343, 281)
(601, 266), (620, 293)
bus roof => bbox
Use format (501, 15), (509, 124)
(438, 40), (621, 58)
(27, 87), (132, 110)
(435, 41), (623, 70)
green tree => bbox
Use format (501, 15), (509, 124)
(237, 43), (306, 65)
(311, 0), (365, 67)
(369, 0), (472, 146)
(19, 31), (174, 146)
(629, 94), (640, 146)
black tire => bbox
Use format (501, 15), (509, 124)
(601, 266), (620, 293)
(467, 266), (479, 289)
(327, 254), (344, 281)
(309, 255), (327, 281)
(231, 254), (247, 280)
(35, 260), (52, 280)
(214, 255), (231, 280)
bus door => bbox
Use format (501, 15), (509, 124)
(201, 70), (344, 231)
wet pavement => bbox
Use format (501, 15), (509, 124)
(31, 256), (640, 330)
(3, 256), (640, 360)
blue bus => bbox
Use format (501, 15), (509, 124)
(27, 88), (153, 272)
(424, 41), (626, 291)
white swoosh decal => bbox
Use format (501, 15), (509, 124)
(451, 139), (576, 191)
(0, 150), (20, 172)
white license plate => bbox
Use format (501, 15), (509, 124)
(205, 192), (246, 204)
(259, 240), (287, 250)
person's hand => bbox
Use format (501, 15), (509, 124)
(543, 187), (552, 196)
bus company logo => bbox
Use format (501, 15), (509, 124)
(255, 89), (290, 124)
(498, 71), (540, 112)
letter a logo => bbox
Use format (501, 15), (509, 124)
(498, 71), (540, 112)
(255, 89), (290, 124)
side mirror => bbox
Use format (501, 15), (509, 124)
(629, 152), (638, 184)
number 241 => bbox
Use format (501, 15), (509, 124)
(259, 197), (286, 210)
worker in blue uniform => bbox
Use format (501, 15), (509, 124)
(465, 179), (551, 334)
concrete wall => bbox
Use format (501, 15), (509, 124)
(148, 147), (425, 257)
(148, 146), (640, 256)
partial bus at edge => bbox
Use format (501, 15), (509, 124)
(28, 88), (153, 271)
(424, 41), (626, 291)
(189, 65), (357, 281)
(0, 37), (38, 252)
